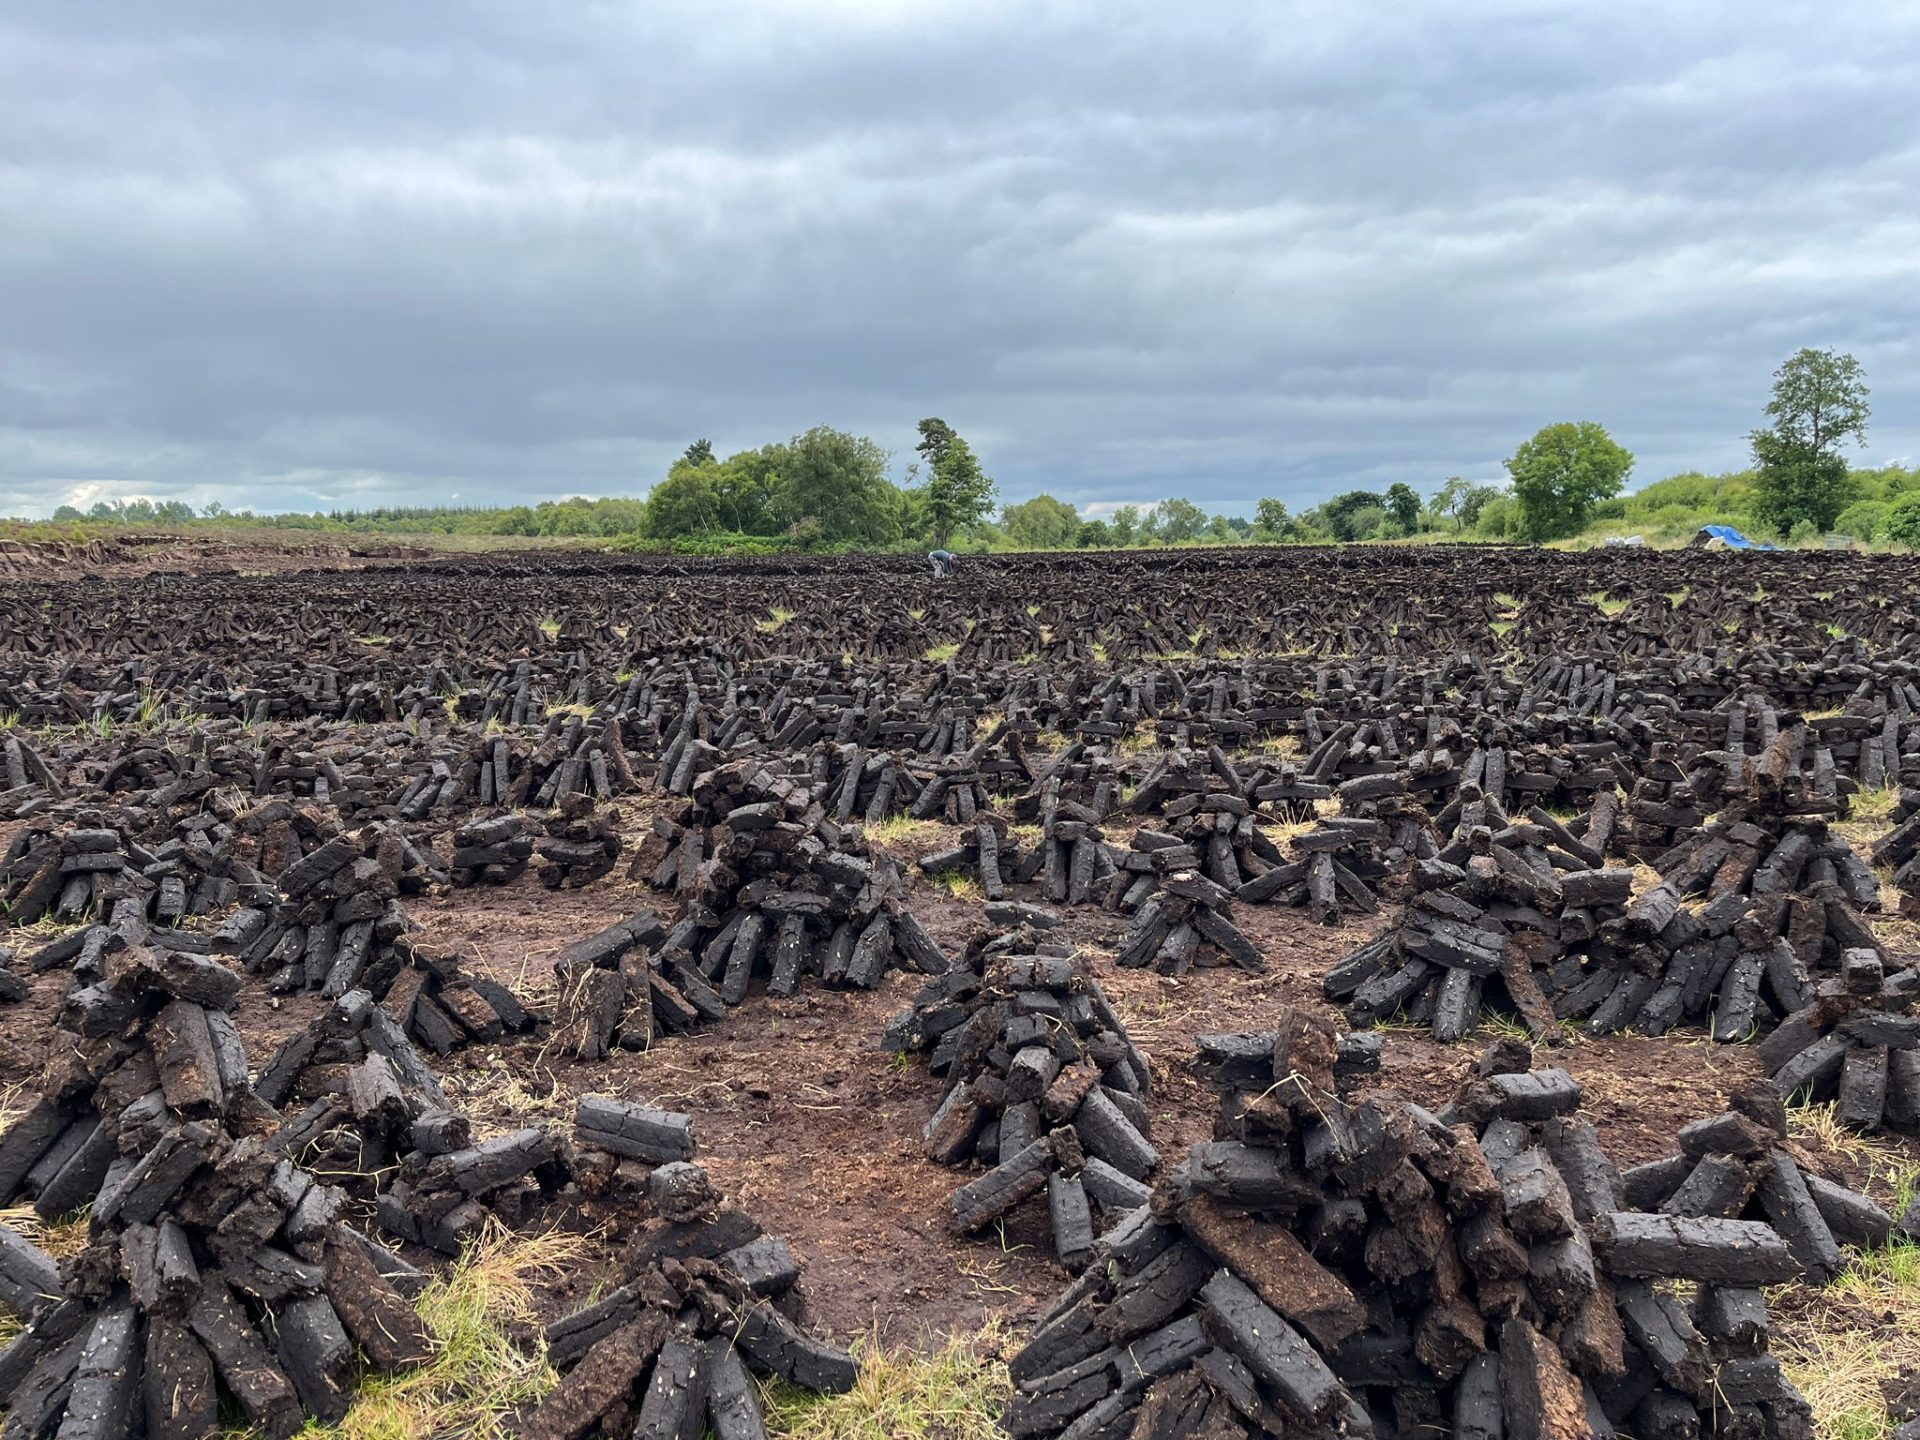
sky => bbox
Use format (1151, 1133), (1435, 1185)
(3, 1), (1918, 520)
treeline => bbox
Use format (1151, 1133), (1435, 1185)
(25, 349), (1911, 551)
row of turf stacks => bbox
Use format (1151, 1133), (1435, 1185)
(883, 924), (1157, 1266)
(1003, 1019), (1818, 1440)
(524, 1156), (856, 1439)
(0, 923), (433, 1437)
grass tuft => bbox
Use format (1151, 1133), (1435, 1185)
(294, 1221), (595, 1440)
(760, 1324), (1011, 1440)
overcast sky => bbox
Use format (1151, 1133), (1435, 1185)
(3, 2), (1917, 520)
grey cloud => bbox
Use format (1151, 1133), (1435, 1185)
(1, 0), (1917, 518)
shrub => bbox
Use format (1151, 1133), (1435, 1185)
(1886, 494), (1920, 548)
(1834, 500), (1889, 541)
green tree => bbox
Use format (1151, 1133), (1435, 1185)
(770, 426), (900, 543)
(1077, 518), (1113, 548)
(1749, 348), (1870, 534)
(1152, 496), (1208, 542)
(920, 432), (997, 547)
(1458, 484), (1506, 530)
(1002, 494), (1081, 549)
(1320, 490), (1385, 542)
(714, 445), (783, 534)
(1504, 422), (1633, 540)
(1109, 506), (1140, 545)
(1384, 483), (1421, 534)
(1345, 504), (1388, 540)
(1253, 497), (1291, 535)
(915, 418), (957, 471)
(646, 459), (723, 537)
(683, 438), (715, 467)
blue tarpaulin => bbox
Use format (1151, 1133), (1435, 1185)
(1697, 524), (1779, 551)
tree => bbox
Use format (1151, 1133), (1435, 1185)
(1750, 348), (1870, 534)
(1749, 433), (1857, 535)
(1109, 506), (1140, 546)
(920, 431), (997, 547)
(1077, 519), (1113, 548)
(1253, 497), (1291, 535)
(1002, 494), (1081, 549)
(1459, 484), (1506, 530)
(1321, 491), (1385, 542)
(1431, 477), (1471, 529)
(647, 460), (723, 536)
(915, 418), (957, 471)
(683, 438), (715, 467)
(1384, 483), (1421, 534)
(712, 445), (783, 534)
(770, 426), (900, 543)
(1153, 497), (1208, 543)
(1504, 422), (1633, 540)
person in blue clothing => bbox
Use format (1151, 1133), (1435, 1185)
(928, 549), (955, 578)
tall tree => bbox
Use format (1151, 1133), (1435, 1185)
(1384, 483), (1421, 533)
(683, 438), (715, 466)
(1504, 422), (1633, 540)
(1431, 477), (1470, 529)
(915, 417), (958, 471)
(1750, 348), (1870, 534)
(1109, 506), (1140, 546)
(1253, 497), (1291, 535)
(919, 427), (996, 547)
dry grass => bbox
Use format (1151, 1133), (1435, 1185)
(1776, 1239), (1920, 1440)
(290, 1222), (594, 1440)
(761, 1324), (1012, 1440)
(925, 642), (961, 663)
(757, 607), (798, 634)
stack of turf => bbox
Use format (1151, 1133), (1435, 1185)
(524, 1160), (855, 1440)
(1592, 733), (1891, 1048)
(1029, 775), (1119, 906)
(614, 758), (947, 1029)
(1619, 1083), (1902, 1283)
(1002, 1021), (1815, 1440)
(883, 927), (1156, 1268)
(256, 986), (487, 1206)
(918, 812), (1037, 901)
(1759, 947), (1920, 1135)
(536, 792), (625, 888)
(1327, 784), (1635, 1043)
(449, 812), (535, 885)
(1107, 784), (1290, 913)
(1870, 786), (1920, 914)
(0, 936), (432, 1438)
(1245, 772), (1431, 924)
(1619, 742), (1706, 859)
